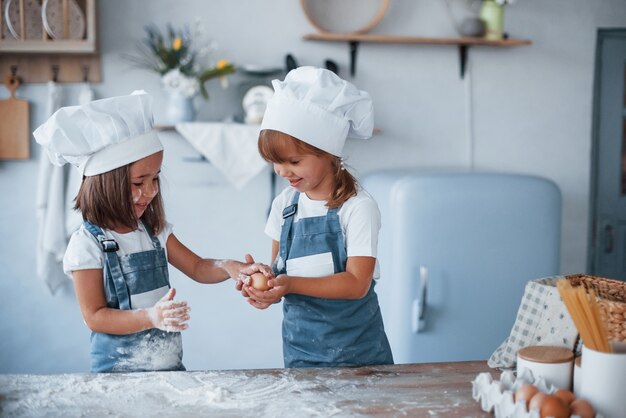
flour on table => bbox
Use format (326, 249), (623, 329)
(0, 370), (340, 417)
(0, 367), (443, 417)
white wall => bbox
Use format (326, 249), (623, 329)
(1, 0), (625, 373)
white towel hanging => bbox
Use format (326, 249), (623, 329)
(175, 122), (267, 190)
(36, 80), (69, 294)
(78, 81), (94, 104)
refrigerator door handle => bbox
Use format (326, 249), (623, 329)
(412, 265), (428, 333)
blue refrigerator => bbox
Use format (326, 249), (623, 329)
(363, 171), (561, 363)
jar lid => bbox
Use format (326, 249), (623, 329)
(517, 346), (574, 364)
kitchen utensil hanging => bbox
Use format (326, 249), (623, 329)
(3, 0), (43, 40)
(324, 59), (339, 74)
(0, 71), (30, 160)
(285, 54), (298, 72)
(41, 0), (86, 40)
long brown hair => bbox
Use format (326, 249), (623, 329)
(74, 164), (166, 234)
(258, 129), (357, 208)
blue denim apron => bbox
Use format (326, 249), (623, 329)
(276, 192), (393, 368)
(83, 221), (184, 373)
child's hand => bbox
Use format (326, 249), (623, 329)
(243, 274), (289, 309)
(147, 288), (190, 332)
(245, 299), (273, 310)
(235, 254), (274, 296)
(239, 254), (274, 278)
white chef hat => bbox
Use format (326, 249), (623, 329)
(260, 66), (373, 157)
(34, 91), (163, 176)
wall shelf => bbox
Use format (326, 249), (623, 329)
(0, 0), (100, 83)
(303, 33), (532, 78)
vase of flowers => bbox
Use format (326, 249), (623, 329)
(125, 22), (235, 124)
(480, 0), (513, 41)
(162, 71), (197, 124)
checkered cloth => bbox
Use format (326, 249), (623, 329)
(488, 276), (578, 369)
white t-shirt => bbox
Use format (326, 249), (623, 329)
(63, 221), (174, 277)
(265, 186), (381, 280)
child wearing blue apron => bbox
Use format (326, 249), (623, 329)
(34, 92), (256, 372)
(241, 67), (394, 368)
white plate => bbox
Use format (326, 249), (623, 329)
(3, 0), (43, 40)
(300, 0), (389, 34)
(242, 85), (274, 124)
(41, 0), (85, 40)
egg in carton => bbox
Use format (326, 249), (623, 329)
(471, 369), (602, 418)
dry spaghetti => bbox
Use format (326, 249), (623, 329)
(557, 279), (612, 353)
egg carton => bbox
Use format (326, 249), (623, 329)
(471, 369), (603, 418)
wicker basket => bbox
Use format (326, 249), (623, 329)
(566, 274), (626, 342)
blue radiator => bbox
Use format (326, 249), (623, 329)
(363, 171), (561, 363)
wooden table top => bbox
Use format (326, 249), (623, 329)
(0, 361), (493, 417)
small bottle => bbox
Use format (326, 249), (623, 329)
(517, 345), (574, 390)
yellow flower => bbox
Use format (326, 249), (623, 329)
(172, 37), (183, 51)
(216, 59), (230, 69)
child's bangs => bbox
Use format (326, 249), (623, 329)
(259, 129), (296, 163)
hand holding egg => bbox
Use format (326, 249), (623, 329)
(237, 258), (274, 293)
(250, 272), (271, 291)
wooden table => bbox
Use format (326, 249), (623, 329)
(0, 361), (492, 417)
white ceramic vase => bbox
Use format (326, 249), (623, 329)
(165, 90), (196, 125)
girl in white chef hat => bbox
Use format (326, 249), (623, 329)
(241, 67), (394, 368)
(35, 91), (260, 373)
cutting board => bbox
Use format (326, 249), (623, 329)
(0, 75), (30, 160)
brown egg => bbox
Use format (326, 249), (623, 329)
(570, 399), (595, 418)
(515, 384), (539, 409)
(250, 272), (270, 291)
(529, 392), (550, 412)
(553, 388), (576, 406)
(540, 395), (570, 418)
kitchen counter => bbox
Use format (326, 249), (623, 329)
(0, 361), (492, 417)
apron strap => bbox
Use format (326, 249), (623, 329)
(141, 221), (162, 250)
(83, 221), (132, 310)
(277, 192), (300, 273)
(83, 221), (119, 253)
